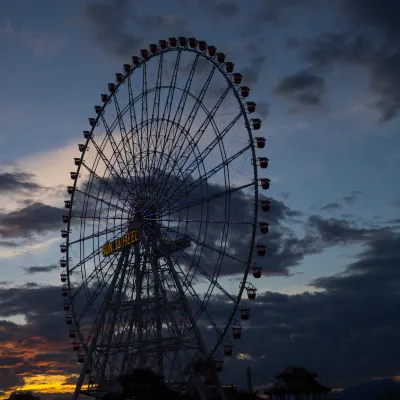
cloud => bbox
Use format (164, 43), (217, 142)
(287, 0), (400, 121)
(320, 202), (342, 211)
(307, 215), (380, 245)
(274, 69), (325, 111)
(0, 224), (399, 391)
(21, 266), (58, 274)
(85, 0), (187, 57)
(0, 203), (63, 239)
(342, 190), (362, 205)
(0, 172), (42, 194)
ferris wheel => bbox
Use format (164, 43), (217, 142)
(59, 36), (270, 400)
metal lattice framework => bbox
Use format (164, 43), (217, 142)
(59, 37), (271, 400)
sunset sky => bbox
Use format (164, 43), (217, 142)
(0, 0), (400, 398)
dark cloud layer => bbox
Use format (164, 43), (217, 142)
(274, 69), (325, 110)
(22, 265), (58, 274)
(0, 202), (63, 238)
(286, 0), (400, 121)
(0, 172), (42, 194)
(0, 228), (399, 392)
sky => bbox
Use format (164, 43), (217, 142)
(0, 0), (400, 398)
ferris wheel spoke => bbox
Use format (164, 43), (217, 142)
(152, 82), (229, 201)
(73, 247), (132, 398)
(111, 92), (140, 188)
(99, 115), (136, 189)
(75, 188), (127, 215)
(168, 253), (223, 337)
(80, 158), (131, 205)
(158, 110), (241, 203)
(72, 251), (119, 298)
(98, 251), (132, 387)
(161, 181), (253, 217)
(152, 51), (182, 181)
(160, 53), (200, 174)
(148, 53), (164, 181)
(140, 62), (150, 174)
(69, 221), (129, 246)
(69, 224), (128, 273)
(167, 144), (251, 205)
(150, 218), (252, 225)
(127, 76), (139, 134)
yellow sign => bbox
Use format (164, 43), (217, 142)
(102, 228), (139, 257)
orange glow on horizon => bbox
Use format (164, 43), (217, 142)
(1, 374), (78, 400)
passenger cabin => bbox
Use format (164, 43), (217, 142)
(255, 137), (266, 148)
(240, 307), (250, 320)
(215, 360), (224, 372)
(132, 56), (140, 66)
(198, 41), (207, 51)
(259, 157), (269, 168)
(61, 285), (68, 297)
(260, 222), (269, 234)
(140, 49), (149, 59)
(149, 44), (158, 54)
(252, 119), (262, 130)
(257, 243), (266, 256)
(233, 73), (243, 85)
(260, 178), (271, 190)
(253, 266), (262, 279)
(240, 86), (250, 97)
(168, 37), (177, 47)
(83, 131), (92, 139)
(94, 105), (102, 114)
(247, 287), (257, 300)
(188, 38), (197, 48)
(159, 40), (168, 50)
(232, 326), (242, 339)
(225, 62), (234, 73)
(247, 101), (256, 113)
(261, 200), (271, 212)
(207, 45), (217, 56)
(178, 36), (187, 47)
(223, 344), (233, 356)
(217, 52), (226, 63)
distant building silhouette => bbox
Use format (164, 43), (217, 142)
(264, 366), (331, 400)
(8, 392), (40, 400)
